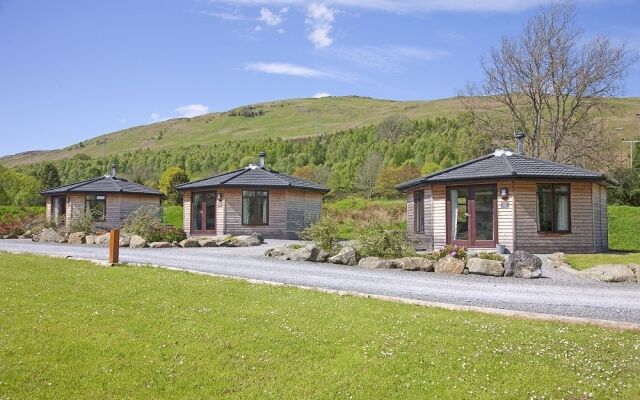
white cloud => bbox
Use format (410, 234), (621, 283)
(259, 7), (284, 25)
(245, 62), (330, 77)
(313, 92), (331, 98)
(202, 10), (245, 20)
(305, 3), (335, 48)
(175, 104), (210, 118)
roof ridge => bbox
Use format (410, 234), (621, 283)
(511, 154), (603, 176)
(501, 154), (516, 175)
(256, 167), (291, 186)
(42, 176), (104, 193)
(220, 168), (252, 184)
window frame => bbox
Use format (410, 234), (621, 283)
(536, 183), (571, 234)
(241, 190), (269, 226)
(85, 194), (107, 222)
(413, 190), (424, 233)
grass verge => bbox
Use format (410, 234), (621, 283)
(163, 205), (183, 228)
(566, 253), (640, 271)
(1, 253), (639, 399)
(608, 205), (640, 252)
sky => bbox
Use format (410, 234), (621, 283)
(0, 0), (639, 157)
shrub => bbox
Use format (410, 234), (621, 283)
(301, 217), (339, 251)
(122, 205), (185, 242)
(0, 215), (25, 236)
(358, 223), (412, 259)
(433, 244), (467, 261)
(146, 224), (186, 243)
(69, 211), (96, 234)
(476, 252), (504, 261)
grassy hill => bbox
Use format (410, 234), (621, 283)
(4, 95), (638, 168)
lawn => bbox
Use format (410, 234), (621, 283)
(1, 253), (639, 399)
(163, 205), (183, 228)
(608, 205), (640, 252)
(566, 253), (640, 271)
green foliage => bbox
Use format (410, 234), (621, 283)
(122, 205), (185, 242)
(358, 223), (411, 259)
(36, 162), (61, 189)
(68, 211), (96, 234)
(323, 197), (406, 240)
(476, 252), (504, 261)
(0, 165), (42, 206)
(158, 166), (189, 205)
(0, 215), (25, 235)
(300, 217), (339, 251)
(608, 167), (640, 206)
(433, 244), (468, 261)
(162, 205), (183, 228)
(567, 253), (640, 271)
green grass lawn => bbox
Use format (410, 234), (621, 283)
(566, 253), (640, 271)
(1, 253), (639, 399)
(608, 205), (640, 252)
(163, 205), (183, 228)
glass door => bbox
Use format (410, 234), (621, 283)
(191, 191), (216, 234)
(449, 188), (470, 246)
(448, 186), (496, 247)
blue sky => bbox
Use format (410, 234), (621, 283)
(1, 0), (639, 157)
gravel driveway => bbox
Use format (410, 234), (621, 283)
(1, 239), (639, 325)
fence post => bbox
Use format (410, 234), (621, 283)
(109, 229), (120, 265)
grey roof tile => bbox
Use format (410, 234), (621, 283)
(41, 176), (161, 196)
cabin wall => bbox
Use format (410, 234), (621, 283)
(432, 184), (447, 249)
(496, 180), (515, 253)
(66, 194), (85, 228)
(514, 181), (596, 253)
(286, 190), (323, 239)
(405, 187), (434, 251)
(45, 196), (52, 222)
(182, 191), (192, 235)
(223, 188), (287, 238)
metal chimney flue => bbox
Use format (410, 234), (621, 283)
(258, 151), (266, 168)
(514, 132), (526, 155)
(110, 163), (116, 177)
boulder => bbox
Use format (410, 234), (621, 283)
(629, 264), (640, 283)
(228, 233), (264, 247)
(265, 243), (325, 262)
(18, 233), (32, 239)
(85, 235), (96, 245)
(68, 232), (87, 245)
(504, 251), (542, 278)
(129, 235), (147, 248)
(4, 234), (19, 239)
(466, 257), (505, 277)
(38, 228), (64, 243)
(395, 257), (434, 272)
(148, 241), (172, 248)
(312, 248), (331, 262)
(580, 264), (637, 283)
(434, 255), (465, 275)
(179, 238), (201, 248)
(327, 246), (360, 266)
(119, 233), (132, 247)
(358, 257), (396, 269)
(95, 233), (110, 246)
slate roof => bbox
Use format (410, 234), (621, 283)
(397, 149), (607, 191)
(40, 175), (162, 196)
(176, 165), (330, 193)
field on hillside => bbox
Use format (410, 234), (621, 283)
(1, 253), (639, 399)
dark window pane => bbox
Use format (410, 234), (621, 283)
(413, 190), (424, 233)
(192, 193), (203, 231)
(451, 188), (468, 241)
(474, 188), (494, 240)
(85, 195), (106, 222)
(242, 191), (268, 225)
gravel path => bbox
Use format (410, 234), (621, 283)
(1, 239), (639, 324)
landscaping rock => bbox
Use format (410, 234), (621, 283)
(38, 228), (64, 243)
(358, 257), (396, 269)
(434, 255), (465, 274)
(504, 250), (542, 279)
(95, 233), (110, 246)
(68, 232), (87, 245)
(395, 257), (434, 271)
(228, 233), (264, 247)
(629, 264), (640, 283)
(148, 241), (172, 248)
(85, 235), (96, 245)
(18, 233), (32, 239)
(179, 238), (201, 248)
(312, 248), (331, 262)
(265, 243), (326, 262)
(466, 257), (505, 277)
(580, 264), (637, 283)
(119, 233), (132, 247)
(129, 235), (147, 248)
(4, 234), (19, 239)
(327, 246), (360, 266)
(198, 234), (234, 247)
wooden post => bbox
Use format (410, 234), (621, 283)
(109, 229), (120, 265)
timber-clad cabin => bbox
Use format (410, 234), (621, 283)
(397, 134), (610, 254)
(177, 152), (329, 239)
(40, 165), (162, 230)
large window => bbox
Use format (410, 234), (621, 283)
(242, 191), (269, 225)
(413, 190), (424, 233)
(537, 184), (570, 233)
(85, 195), (106, 222)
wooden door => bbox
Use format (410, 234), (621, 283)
(191, 191), (217, 234)
(447, 185), (497, 248)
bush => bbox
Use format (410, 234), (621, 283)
(432, 244), (467, 261)
(0, 215), (25, 236)
(358, 223), (411, 259)
(476, 252), (504, 261)
(146, 224), (186, 243)
(301, 217), (339, 251)
(122, 205), (185, 242)
(68, 211), (96, 234)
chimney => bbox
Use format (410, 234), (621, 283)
(110, 163), (116, 177)
(514, 132), (526, 155)
(258, 151), (266, 168)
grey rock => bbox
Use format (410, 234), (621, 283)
(95, 233), (110, 246)
(265, 243), (325, 262)
(548, 252), (567, 267)
(395, 257), (434, 272)
(228, 233), (264, 247)
(580, 264), (637, 283)
(4, 234), (19, 239)
(129, 235), (147, 248)
(312, 248), (331, 262)
(504, 250), (542, 279)
(119, 233), (132, 247)
(38, 228), (63, 243)
(358, 257), (395, 269)
(18, 233), (32, 239)
(629, 264), (640, 283)
(148, 241), (172, 248)
(68, 232), (87, 245)
(434, 255), (465, 275)
(179, 238), (201, 248)
(85, 235), (96, 245)
(327, 246), (360, 266)
(466, 257), (505, 277)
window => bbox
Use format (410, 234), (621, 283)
(537, 184), (570, 233)
(242, 191), (268, 225)
(413, 190), (424, 233)
(85, 195), (106, 222)
(51, 196), (66, 225)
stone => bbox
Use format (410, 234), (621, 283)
(129, 235), (147, 248)
(629, 264), (640, 283)
(148, 241), (172, 248)
(68, 232), (87, 245)
(228, 233), (263, 247)
(434, 255), (465, 274)
(265, 243), (325, 262)
(119, 233), (132, 247)
(18, 233), (32, 239)
(312, 248), (331, 262)
(504, 250), (542, 279)
(95, 233), (110, 246)
(38, 228), (64, 243)
(580, 264), (637, 283)
(466, 257), (505, 277)
(85, 235), (96, 245)
(327, 246), (360, 266)
(394, 257), (434, 272)
(4, 234), (19, 239)
(179, 238), (201, 248)
(358, 256), (395, 269)
(548, 252), (566, 265)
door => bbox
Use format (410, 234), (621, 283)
(447, 186), (497, 247)
(191, 191), (217, 234)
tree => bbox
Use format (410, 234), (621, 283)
(376, 116), (410, 142)
(375, 164), (421, 198)
(159, 166), (189, 205)
(37, 162), (61, 189)
(462, 2), (638, 168)
(356, 152), (384, 198)
(292, 164), (331, 186)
